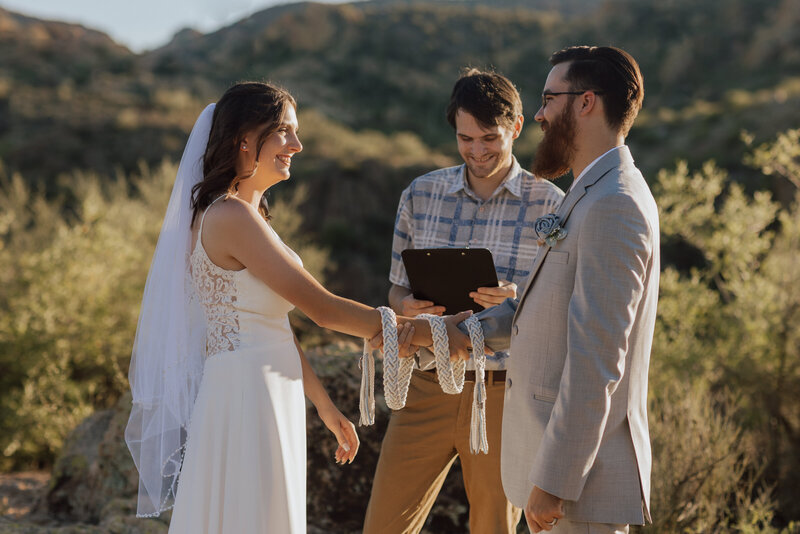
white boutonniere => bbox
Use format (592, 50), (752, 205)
(534, 213), (567, 247)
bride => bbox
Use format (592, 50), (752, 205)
(123, 82), (443, 533)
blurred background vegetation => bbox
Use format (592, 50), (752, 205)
(1, 0), (799, 531)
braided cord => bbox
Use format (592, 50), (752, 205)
(360, 306), (413, 425)
(419, 314), (465, 394)
(360, 309), (489, 454)
(380, 308), (414, 410)
(465, 315), (488, 454)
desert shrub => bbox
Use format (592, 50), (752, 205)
(639, 129), (800, 530)
(641, 385), (776, 533)
(0, 162), (330, 470)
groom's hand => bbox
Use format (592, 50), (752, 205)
(470, 280), (517, 309)
(443, 311), (472, 361)
(525, 485), (564, 532)
(407, 310), (472, 360)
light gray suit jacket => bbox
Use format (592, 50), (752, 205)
(474, 147), (659, 525)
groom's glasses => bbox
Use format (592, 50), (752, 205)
(541, 90), (604, 109)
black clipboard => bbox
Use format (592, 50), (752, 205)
(401, 248), (499, 314)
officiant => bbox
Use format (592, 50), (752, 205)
(362, 68), (564, 534)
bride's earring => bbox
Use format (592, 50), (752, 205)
(241, 143), (247, 151)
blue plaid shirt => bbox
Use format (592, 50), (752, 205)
(390, 158), (564, 370)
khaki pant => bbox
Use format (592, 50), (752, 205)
(541, 519), (629, 534)
(363, 369), (521, 534)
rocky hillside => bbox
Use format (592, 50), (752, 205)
(0, 7), (131, 83)
(2, 0), (799, 186)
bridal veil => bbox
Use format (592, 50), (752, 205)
(124, 103), (215, 517)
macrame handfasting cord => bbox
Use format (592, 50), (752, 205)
(360, 306), (414, 425)
(359, 308), (488, 454)
(420, 313), (465, 394)
(380, 308), (415, 410)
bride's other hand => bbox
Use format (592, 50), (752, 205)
(367, 322), (417, 358)
(296, 335), (359, 464)
(318, 405), (360, 465)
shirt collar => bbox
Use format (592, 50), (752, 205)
(568, 145), (624, 193)
(447, 156), (524, 199)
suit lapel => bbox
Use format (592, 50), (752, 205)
(516, 186), (587, 302)
(513, 147), (632, 322)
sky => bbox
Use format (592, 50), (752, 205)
(0, 0), (344, 52)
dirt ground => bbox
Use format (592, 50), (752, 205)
(0, 471), (49, 520)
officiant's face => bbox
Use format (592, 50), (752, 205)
(455, 109), (521, 183)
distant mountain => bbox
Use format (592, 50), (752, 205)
(1, 0), (798, 186)
(140, 1), (564, 141)
(362, 0), (606, 14)
(0, 7), (132, 86)
(0, 7), (127, 51)
(142, 0), (799, 119)
(363, 0), (603, 11)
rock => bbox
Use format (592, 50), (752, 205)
(44, 409), (115, 522)
(92, 395), (141, 515)
(38, 392), (155, 533)
(0, 472), (49, 519)
(305, 343), (390, 533)
(97, 499), (168, 534)
(304, 342), (469, 533)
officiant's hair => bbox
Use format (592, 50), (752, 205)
(549, 46), (644, 136)
(445, 68), (522, 131)
(191, 81), (297, 225)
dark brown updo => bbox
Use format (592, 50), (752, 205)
(191, 82), (297, 224)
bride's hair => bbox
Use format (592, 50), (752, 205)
(191, 81), (297, 224)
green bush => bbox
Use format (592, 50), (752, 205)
(640, 129), (800, 530)
(0, 165), (167, 469)
(0, 162), (330, 470)
(641, 385), (776, 533)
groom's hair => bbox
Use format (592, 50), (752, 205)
(550, 46), (644, 136)
(446, 68), (522, 131)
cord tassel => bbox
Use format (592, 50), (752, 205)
(359, 341), (375, 426)
(466, 315), (489, 454)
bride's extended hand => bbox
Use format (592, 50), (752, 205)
(317, 404), (360, 465)
(367, 322), (417, 358)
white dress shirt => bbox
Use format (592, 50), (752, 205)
(568, 145), (625, 194)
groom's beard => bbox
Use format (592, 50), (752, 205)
(532, 105), (577, 180)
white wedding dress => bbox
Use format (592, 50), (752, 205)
(168, 201), (307, 533)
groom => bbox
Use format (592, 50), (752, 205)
(460, 46), (659, 533)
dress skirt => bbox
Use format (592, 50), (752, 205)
(168, 343), (307, 534)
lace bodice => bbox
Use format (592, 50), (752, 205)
(189, 197), (302, 358)
(190, 239), (240, 356)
